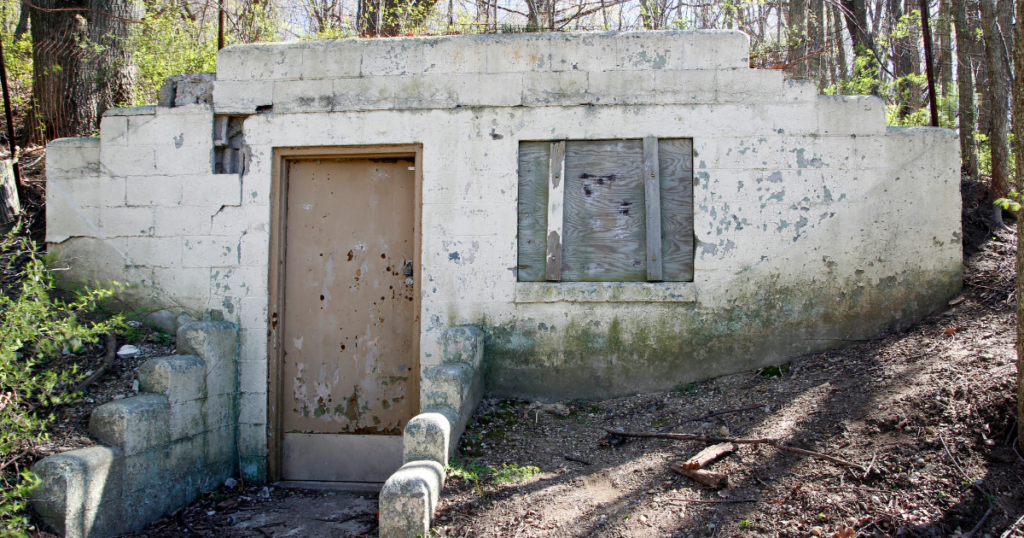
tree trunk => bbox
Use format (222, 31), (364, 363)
(980, 0), (1011, 225)
(29, 0), (141, 142)
(891, 0), (916, 117)
(998, 0), (1013, 72)
(1012, 0), (1024, 456)
(938, 0), (954, 96)
(358, 0), (437, 36)
(789, 0), (807, 77)
(14, 1), (28, 40)
(833, 4), (848, 85)
(970, 0), (993, 137)
(809, 0), (825, 88)
(955, 0), (981, 179)
(841, 0), (880, 94)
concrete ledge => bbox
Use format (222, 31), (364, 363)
(402, 412), (451, 467)
(138, 355), (206, 404)
(383, 326), (485, 537)
(419, 325), (486, 458)
(31, 447), (125, 538)
(378, 460), (445, 538)
(515, 281), (698, 303)
(32, 322), (241, 538)
(89, 394), (170, 456)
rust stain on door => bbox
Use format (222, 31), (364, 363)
(282, 157), (418, 436)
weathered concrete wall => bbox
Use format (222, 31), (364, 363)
(32, 322), (239, 538)
(46, 30), (961, 482)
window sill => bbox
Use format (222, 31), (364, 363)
(514, 281), (697, 303)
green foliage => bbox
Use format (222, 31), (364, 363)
(491, 463), (540, 484)
(975, 132), (1016, 177)
(994, 189), (1023, 212)
(0, 230), (123, 537)
(127, 2), (219, 106)
(447, 457), (489, 484)
(447, 459), (540, 489)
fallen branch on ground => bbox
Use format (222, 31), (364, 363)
(670, 442), (736, 489)
(73, 332), (117, 394)
(665, 498), (758, 504)
(963, 505), (994, 538)
(656, 405), (764, 433)
(601, 427), (866, 472)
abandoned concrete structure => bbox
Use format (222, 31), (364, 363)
(42, 29), (961, 537)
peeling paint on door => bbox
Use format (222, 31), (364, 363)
(281, 157), (419, 440)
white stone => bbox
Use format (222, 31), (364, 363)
(117, 345), (141, 358)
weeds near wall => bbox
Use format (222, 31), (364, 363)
(447, 458), (541, 492)
(0, 227), (123, 537)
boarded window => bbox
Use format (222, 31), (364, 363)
(517, 138), (693, 283)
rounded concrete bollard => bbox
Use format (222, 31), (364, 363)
(378, 460), (445, 538)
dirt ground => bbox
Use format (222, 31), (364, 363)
(425, 175), (1022, 538)
(22, 172), (1024, 538)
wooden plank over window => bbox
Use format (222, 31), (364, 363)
(517, 137), (693, 284)
(562, 140), (646, 282)
(658, 138), (694, 281)
(545, 142), (566, 281)
(517, 142), (550, 282)
(643, 137), (663, 281)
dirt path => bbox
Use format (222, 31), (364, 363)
(430, 224), (1021, 537)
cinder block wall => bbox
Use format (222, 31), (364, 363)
(46, 31), (962, 483)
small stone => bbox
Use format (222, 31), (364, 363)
(810, 526), (823, 536)
(206, 511), (216, 516)
(224, 478), (238, 488)
(871, 495), (881, 504)
(708, 523), (716, 530)
(639, 515), (648, 523)
(131, 380), (139, 393)
(718, 425), (730, 437)
(117, 345), (140, 358)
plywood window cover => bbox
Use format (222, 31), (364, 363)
(517, 137), (694, 294)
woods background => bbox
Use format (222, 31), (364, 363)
(2, 0), (1015, 202)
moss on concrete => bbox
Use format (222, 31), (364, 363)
(481, 267), (961, 400)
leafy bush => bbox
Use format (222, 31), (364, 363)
(0, 231), (122, 537)
(491, 463), (540, 484)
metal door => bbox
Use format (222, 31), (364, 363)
(279, 156), (419, 483)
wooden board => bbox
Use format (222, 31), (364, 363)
(561, 140), (646, 282)
(643, 137), (663, 281)
(658, 139), (694, 282)
(545, 141), (566, 281)
(517, 142), (551, 282)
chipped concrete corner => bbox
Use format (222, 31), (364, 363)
(45, 29), (960, 533)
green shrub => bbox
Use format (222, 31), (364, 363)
(0, 231), (122, 537)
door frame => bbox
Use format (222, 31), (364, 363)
(267, 144), (424, 482)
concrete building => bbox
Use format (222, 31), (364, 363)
(45, 29), (960, 498)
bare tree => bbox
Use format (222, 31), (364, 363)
(789, 0), (808, 77)
(980, 0), (1012, 226)
(954, 0), (980, 179)
(938, 0), (954, 95)
(1013, 0), (1024, 456)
